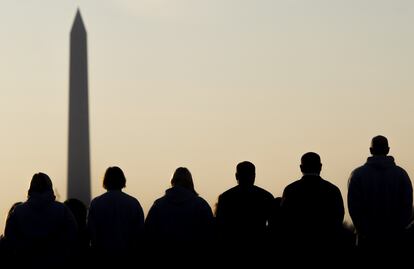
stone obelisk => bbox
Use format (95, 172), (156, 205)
(68, 9), (91, 205)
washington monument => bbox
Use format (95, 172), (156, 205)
(67, 10), (91, 205)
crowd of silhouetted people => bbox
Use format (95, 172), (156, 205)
(1, 135), (414, 267)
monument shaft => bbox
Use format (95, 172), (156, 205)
(68, 10), (91, 205)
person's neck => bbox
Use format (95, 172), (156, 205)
(238, 182), (254, 187)
(302, 172), (320, 177)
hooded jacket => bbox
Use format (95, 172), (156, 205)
(145, 186), (214, 244)
(4, 191), (77, 267)
(348, 156), (413, 239)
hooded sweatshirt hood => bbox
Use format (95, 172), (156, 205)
(366, 155), (396, 170)
(27, 190), (56, 210)
(348, 155), (413, 239)
(164, 186), (198, 205)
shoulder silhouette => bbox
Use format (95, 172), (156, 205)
(0, 201), (23, 263)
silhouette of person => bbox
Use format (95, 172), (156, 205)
(0, 202), (23, 263)
(280, 152), (345, 256)
(215, 161), (274, 257)
(3, 173), (77, 268)
(64, 198), (89, 266)
(145, 167), (214, 262)
(268, 197), (283, 240)
(87, 166), (144, 266)
(5, 202), (23, 220)
(348, 136), (413, 253)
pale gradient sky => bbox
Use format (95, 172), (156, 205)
(1, 0), (414, 232)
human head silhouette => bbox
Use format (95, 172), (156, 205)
(171, 167), (197, 195)
(300, 152), (322, 175)
(28, 172), (55, 198)
(64, 198), (87, 229)
(236, 161), (255, 186)
(370, 135), (389, 156)
(103, 166), (126, 191)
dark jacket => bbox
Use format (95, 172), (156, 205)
(4, 191), (77, 267)
(215, 184), (274, 242)
(145, 186), (214, 244)
(281, 175), (345, 247)
(348, 156), (413, 243)
(87, 190), (144, 259)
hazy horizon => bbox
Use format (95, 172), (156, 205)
(1, 0), (414, 232)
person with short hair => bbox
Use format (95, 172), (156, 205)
(348, 136), (413, 250)
(215, 161), (274, 245)
(280, 152), (345, 251)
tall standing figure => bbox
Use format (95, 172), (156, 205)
(348, 135), (413, 252)
(280, 152), (345, 257)
(87, 167), (145, 265)
(215, 161), (274, 258)
(145, 167), (214, 262)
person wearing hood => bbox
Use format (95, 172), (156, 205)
(144, 167), (214, 257)
(348, 135), (413, 251)
(3, 173), (77, 268)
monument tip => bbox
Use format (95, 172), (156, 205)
(71, 8), (86, 33)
